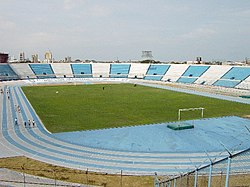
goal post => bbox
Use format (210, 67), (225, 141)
(178, 107), (205, 121)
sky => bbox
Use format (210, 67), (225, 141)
(0, 0), (250, 62)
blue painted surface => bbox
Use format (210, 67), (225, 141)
(177, 65), (209, 84)
(144, 75), (164, 81)
(213, 80), (241, 88)
(177, 77), (197, 84)
(213, 67), (250, 88)
(0, 64), (19, 81)
(182, 66), (210, 77)
(29, 64), (56, 79)
(144, 65), (170, 81)
(110, 64), (130, 78)
(221, 67), (250, 80)
(146, 65), (170, 75)
(71, 64), (92, 78)
(53, 116), (250, 153)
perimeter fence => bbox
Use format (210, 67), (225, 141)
(155, 148), (250, 187)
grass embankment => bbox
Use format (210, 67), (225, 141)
(22, 84), (250, 133)
(0, 156), (154, 187)
(0, 157), (249, 187)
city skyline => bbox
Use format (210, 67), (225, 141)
(0, 0), (250, 61)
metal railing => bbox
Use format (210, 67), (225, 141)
(155, 148), (250, 187)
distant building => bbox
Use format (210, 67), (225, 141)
(44, 51), (53, 63)
(9, 56), (18, 63)
(32, 54), (39, 63)
(246, 57), (250, 65)
(19, 52), (25, 62)
(65, 56), (71, 63)
(0, 53), (8, 63)
(196, 57), (202, 64)
(141, 51), (153, 61)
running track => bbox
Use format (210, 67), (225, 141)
(0, 84), (249, 175)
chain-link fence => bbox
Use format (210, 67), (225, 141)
(155, 148), (250, 187)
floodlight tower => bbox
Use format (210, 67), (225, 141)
(141, 51), (153, 61)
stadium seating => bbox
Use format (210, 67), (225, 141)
(195, 65), (231, 85)
(2, 63), (250, 90)
(51, 63), (73, 78)
(71, 64), (92, 78)
(214, 67), (250, 88)
(0, 64), (19, 81)
(162, 64), (189, 82)
(109, 64), (131, 78)
(29, 64), (56, 79)
(92, 63), (110, 78)
(9, 63), (35, 79)
(236, 76), (250, 90)
(128, 63), (150, 79)
(144, 64), (170, 81)
(177, 65), (210, 84)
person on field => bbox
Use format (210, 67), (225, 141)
(17, 105), (21, 113)
(32, 119), (35, 127)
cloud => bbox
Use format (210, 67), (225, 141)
(0, 16), (16, 31)
(89, 5), (111, 17)
(181, 26), (217, 40)
(28, 32), (63, 45)
(63, 0), (84, 10)
(233, 9), (250, 18)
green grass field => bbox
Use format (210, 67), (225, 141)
(22, 83), (250, 133)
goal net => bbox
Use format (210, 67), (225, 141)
(178, 107), (205, 121)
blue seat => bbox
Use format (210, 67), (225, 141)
(177, 77), (198, 84)
(0, 64), (19, 81)
(144, 65), (170, 81)
(213, 80), (241, 88)
(213, 67), (250, 88)
(177, 65), (210, 84)
(220, 67), (250, 81)
(71, 64), (92, 78)
(182, 65), (210, 77)
(110, 64), (131, 78)
(29, 64), (56, 79)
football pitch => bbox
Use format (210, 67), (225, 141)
(22, 83), (250, 133)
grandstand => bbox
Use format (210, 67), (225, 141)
(1, 63), (249, 90)
(71, 64), (92, 78)
(144, 64), (170, 81)
(9, 63), (35, 79)
(195, 65), (231, 85)
(0, 62), (250, 186)
(29, 64), (56, 79)
(109, 64), (131, 78)
(51, 63), (73, 78)
(177, 65), (210, 84)
(0, 64), (19, 81)
(128, 63), (150, 79)
(214, 66), (250, 88)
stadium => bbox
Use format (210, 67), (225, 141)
(0, 62), (250, 186)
